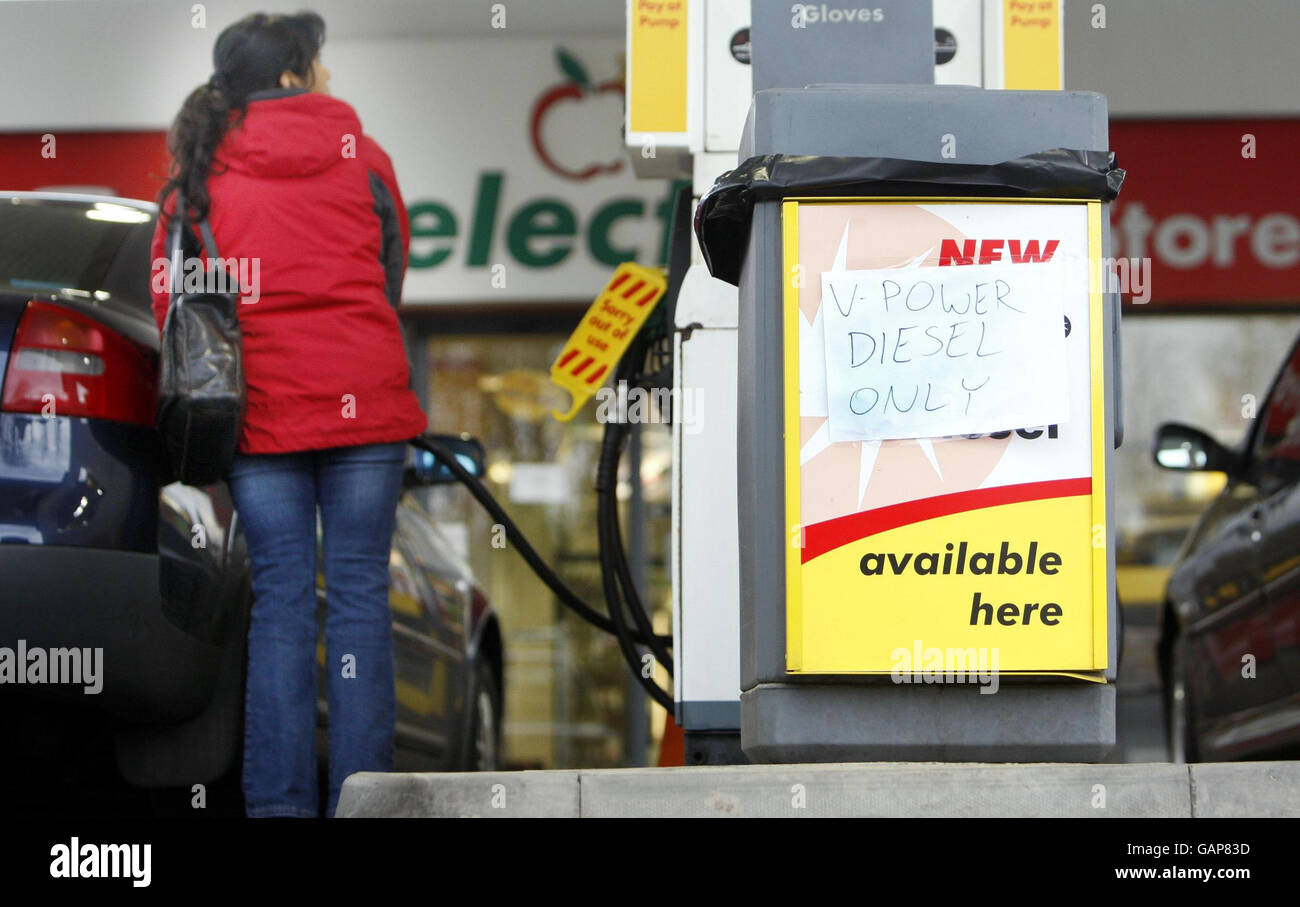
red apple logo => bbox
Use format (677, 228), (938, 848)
(529, 48), (625, 181)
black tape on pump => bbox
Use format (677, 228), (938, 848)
(693, 148), (1126, 286)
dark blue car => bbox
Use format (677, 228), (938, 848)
(0, 192), (503, 807)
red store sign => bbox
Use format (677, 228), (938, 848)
(1109, 119), (1300, 310)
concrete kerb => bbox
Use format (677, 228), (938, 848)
(574, 762), (1190, 818)
(337, 762), (1300, 817)
(1187, 761), (1300, 818)
(336, 769), (581, 818)
(334, 761), (1289, 818)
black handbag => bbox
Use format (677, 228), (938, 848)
(156, 190), (246, 486)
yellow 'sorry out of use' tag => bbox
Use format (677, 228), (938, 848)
(550, 262), (667, 421)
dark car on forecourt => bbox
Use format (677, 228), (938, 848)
(0, 192), (504, 804)
(1154, 331), (1300, 762)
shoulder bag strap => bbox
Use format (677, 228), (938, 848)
(167, 190), (188, 298)
(167, 188), (220, 299)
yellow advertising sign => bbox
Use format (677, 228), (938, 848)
(1002, 0), (1064, 90)
(782, 197), (1107, 677)
(628, 0), (689, 133)
(551, 262), (667, 421)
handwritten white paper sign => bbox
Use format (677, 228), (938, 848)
(819, 261), (1070, 441)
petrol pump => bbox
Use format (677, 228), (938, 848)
(623, 0), (1124, 762)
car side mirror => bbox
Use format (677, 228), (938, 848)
(1153, 422), (1241, 474)
(405, 434), (487, 487)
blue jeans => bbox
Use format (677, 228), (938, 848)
(227, 441), (407, 818)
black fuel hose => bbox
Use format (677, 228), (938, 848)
(595, 414), (674, 711)
(598, 349), (674, 676)
(408, 433), (672, 650)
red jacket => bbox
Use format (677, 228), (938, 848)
(151, 88), (427, 455)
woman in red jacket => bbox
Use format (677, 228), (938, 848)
(151, 11), (427, 818)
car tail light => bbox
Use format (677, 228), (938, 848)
(1, 300), (156, 426)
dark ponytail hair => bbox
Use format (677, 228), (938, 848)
(159, 10), (326, 220)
